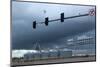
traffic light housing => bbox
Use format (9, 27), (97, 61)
(33, 21), (36, 29)
(61, 13), (64, 22)
(45, 17), (49, 26)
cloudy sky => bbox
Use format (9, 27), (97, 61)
(12, 1), (96, 50)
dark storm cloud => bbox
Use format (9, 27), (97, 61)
(12, 2), (96, 49)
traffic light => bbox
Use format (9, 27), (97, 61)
(45, 17), (49, 26)
(33, 21), (36, 29)
(61, 13), (64, 22)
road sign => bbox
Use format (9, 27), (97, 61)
(89, 9), (95, 16)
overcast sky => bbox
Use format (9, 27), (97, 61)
(12, 1), (96, 49)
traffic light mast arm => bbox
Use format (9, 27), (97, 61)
(33, 13), (89, 29)
(37, 13), (89, 24)
(64, 13), (89, 19)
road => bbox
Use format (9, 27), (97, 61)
(12, 56), (96, 66)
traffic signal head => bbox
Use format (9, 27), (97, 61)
(33, 21), (36, 29)
(61, 13), (64, 22)
(45, 17), (49, 26)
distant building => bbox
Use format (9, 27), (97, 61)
(23, 49), (72, 60)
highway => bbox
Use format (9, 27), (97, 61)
(12, 55), (96, 66)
